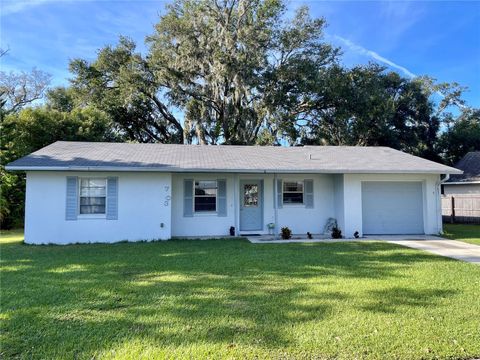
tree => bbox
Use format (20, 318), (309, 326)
(0, 107), (118, 228)
(0, 68), (52, 114)
(69, 37), (183, 143)
(276, 63), (442, 160)
(439, 107), (480, 165)
(46, 86), (77, 112)
(69, 0), (338, 144)
(416, 76), (467, 116)
(149, 1), (338, 144)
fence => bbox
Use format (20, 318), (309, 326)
(441, 195), (480, 224)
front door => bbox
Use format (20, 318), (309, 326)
(240, 180), (263, 231)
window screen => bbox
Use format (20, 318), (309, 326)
(283, 181), (304, 204)
(79, 178), (106, 214)
(194, 180), (217, 212)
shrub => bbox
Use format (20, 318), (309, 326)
(281, 227), (292, 240)
(323, 217), (338, 235)
(331, 227), (342, 239)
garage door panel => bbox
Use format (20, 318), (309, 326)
(362, 181), (424, 234)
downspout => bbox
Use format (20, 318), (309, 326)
(274, 173), (278, 240)
(436, 174), (450, 234)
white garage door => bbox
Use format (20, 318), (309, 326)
(362, 182), (424, 235)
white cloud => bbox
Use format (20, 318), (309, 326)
(1, 0), (55, 16)
(333, 34), (417, 79)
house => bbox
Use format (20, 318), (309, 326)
(441, 151), (480, 223)
(442, 152), (480, 195)
(6, 141), (461, 245)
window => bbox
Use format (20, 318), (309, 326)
(79, 178), (106, 215)
(283, 181), (304, 204)
(243, 184), (259, 207)
(194, 180), (217, 212)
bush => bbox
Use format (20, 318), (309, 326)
(323, 217), (338, 235)
(0, 170), (25, 229)
(281, 227), (292, 240)
(331, 227), (342, 239)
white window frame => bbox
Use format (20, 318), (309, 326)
(78, 177), (107, 218)
(282, 180), (304, 205)
(194, 180), (218, 214)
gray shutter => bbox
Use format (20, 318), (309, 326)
(66, 176), (78, 220)
(276, 178), (283, 209)
(106, 177), (118, 220)
(304, 179), (314, 208)
(184, 179), (194, 217)
(217, 179), (227, 217)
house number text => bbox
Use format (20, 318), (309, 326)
(164, 185), (170, 206)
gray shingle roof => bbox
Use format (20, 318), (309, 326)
(6, 141), (462, 174)
(446, 152), (480, 182)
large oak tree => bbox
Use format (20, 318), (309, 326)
(69, 0), (338, 144)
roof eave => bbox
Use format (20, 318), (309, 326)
(5, 165), (463, 175)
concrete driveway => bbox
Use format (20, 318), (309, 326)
(381, 237), (480, 264)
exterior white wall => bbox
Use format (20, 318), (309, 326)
(171, 173), (336, 237)
(443, 183), (480, 195)
(171, 173), (236, 237)
(276, 174), (335, 234)
(24, 170), (443, 243)
(333, 174), (345, 233)
(25, 171), (172, 244)
(341, 173), (442, 237)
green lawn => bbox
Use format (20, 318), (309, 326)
(1, 231), (479, 359)
(443, 223), (480, 245)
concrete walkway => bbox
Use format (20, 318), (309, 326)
(246, 234), (444, 244)
(247, 234), (480, 264)
(385, 239), (480, 264)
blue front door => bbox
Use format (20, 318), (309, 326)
(240, 180), (263, 231)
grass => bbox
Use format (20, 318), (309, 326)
(1, 231), (479, 359)
(443, 223), (480, 245)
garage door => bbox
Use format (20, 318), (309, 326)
(362, 182), (424, 234)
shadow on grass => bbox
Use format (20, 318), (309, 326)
(443, 224), (480, 240)
(360, 287), (456, 313)
(0, 238), (459, 358)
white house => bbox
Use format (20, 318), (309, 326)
(6, 141), (461, 245)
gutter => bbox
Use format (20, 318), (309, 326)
(441, 174), (450, 183)
(4, 165), (463, 175)
(442, 181), (480, 185)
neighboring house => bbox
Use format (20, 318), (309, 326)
(441, 152), (480, 224)
(442, 152), (480, 195)
(6, 141), (461, 244)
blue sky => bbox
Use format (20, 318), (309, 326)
(1, 0), (479, 107)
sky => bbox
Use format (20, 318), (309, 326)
(1, 0), (479, 108)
